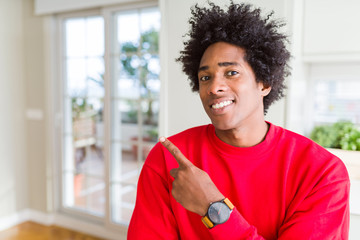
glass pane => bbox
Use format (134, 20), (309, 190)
(314, 80), (360, 124)
(65, 18), (86, 57)
(73, 174), (105, 216)
(116, 54), (140, 99)
(116, 76), (140, 99)
(141, 99), (159, 127)
(111, 183), (137, 224)
(85, 16), (104, 57)
(117, 10), (140, 46)
(71, 97), (97, 119)
(146, 55), (160, 77)
(67, 58), (87, 97)
(140, 30), (159, 54)
(139, 55), (159, 99)
(142, 144), (155, 161)
(120, 54), (140, 78)
(112, 100), (139, 142)
(140, 7), (160, 34)
(75, 145), (104, 177)
(87, 57), (105, 98)
(87, 97), (104, 122)
(120, 99), (138, 125)
(111, 142), (139, 182)
(72, 97), (104, 174)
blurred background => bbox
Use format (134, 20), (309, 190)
(0, 0), (359, 239)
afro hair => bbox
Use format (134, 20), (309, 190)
(177, 1), (291, 113)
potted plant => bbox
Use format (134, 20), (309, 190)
(310, 121), (360, 179)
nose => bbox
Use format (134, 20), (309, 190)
(207, 75), (228, 95)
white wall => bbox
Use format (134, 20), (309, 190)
(303, 0), (360, 58)
(23, 0), (48, 212)
(0, 0), (28, 216)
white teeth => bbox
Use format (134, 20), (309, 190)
(212, 100), (232, 109)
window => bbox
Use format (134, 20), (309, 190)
(309, 62), (360, 127)
(58, 3), (160, 227)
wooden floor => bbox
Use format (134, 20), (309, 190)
(0, 221), (105, 240)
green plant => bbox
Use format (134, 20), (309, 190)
(310, 121), (360, 151)
(146, 127), (158, 142)
(72, 97), (95, 119)
(120, 29), (159, 126)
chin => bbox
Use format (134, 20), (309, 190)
(211, 120), (236, 131)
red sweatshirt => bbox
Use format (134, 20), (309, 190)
(128, 123), (350, 239)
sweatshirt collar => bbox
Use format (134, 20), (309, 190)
(207, 122), (280, 158)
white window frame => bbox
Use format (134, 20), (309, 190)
(53, 0), (159, 232)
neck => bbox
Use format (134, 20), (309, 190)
(215, 120), (269, 148)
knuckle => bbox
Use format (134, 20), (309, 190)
(164, 141), (171, 147)
(177, 169), (187, 179)
(172, 147), (179, 156)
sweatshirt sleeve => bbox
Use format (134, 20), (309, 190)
(208, 208), (266, 239)
(277, 178), (350, 239)
(127, 146), (179, 239)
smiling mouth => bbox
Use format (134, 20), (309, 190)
(211, 100), (234, 110)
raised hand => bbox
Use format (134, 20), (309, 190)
(159, 137), (224, 216)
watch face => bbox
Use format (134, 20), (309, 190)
(208, 202), (231, 224)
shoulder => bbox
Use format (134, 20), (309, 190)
(272, 123), (332, 158)
(269, 124), (350, 211)
(272, 123), (349, 182)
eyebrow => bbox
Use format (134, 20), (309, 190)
(198, 62), (239, 72)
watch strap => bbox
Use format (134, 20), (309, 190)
(201, 198), (234, 229)
(223, 198), (234, 210)
(201, 215), (215, 229)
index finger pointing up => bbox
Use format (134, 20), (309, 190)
(159, 137), (193, 167)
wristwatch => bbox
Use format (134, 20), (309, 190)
(201, 198), (234, 229)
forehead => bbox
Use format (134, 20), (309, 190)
(199, 42), (246, 66)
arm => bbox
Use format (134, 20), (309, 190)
(209, 178), (349, 240)
(278, 177), (350, 239)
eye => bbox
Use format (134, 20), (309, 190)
(226, 71), (238, 76)
(199, 76), (210, 81)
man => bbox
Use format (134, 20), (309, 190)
(128, 2), (350, 239)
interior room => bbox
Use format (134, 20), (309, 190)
(0, 0), (359, 239)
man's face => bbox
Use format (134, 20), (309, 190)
(198, 42), (270, 131)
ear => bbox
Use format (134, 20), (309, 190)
(258, 82), (271, 97)
(261, 85), (271, 96)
